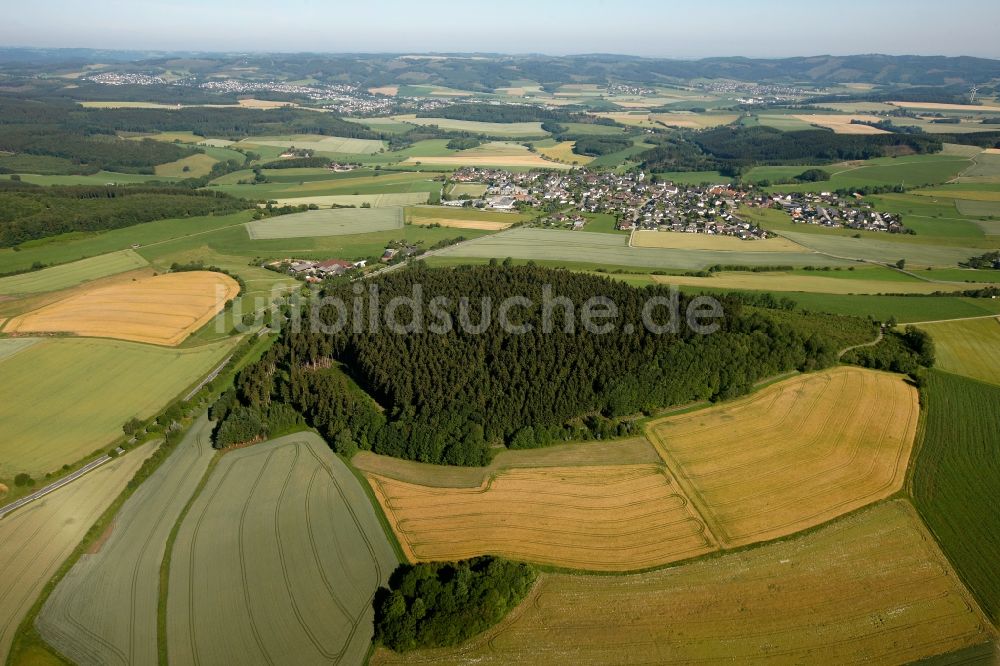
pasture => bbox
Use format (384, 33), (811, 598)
(652, 270), (998, 295)
(433, 228), (850, 270)
(245, 207), (404, 239)
(153, 153), (218, 178)
(270, 192), (430, 208)
(0, 337), (234, 477)
(0, 250), (148, 296)
(393, 115), (548, 137)
(4, 271), (240, 346)
(167, 433), (397, 666)
(371, 501), (995, 665)
(36, 415), (216, 666)
(911, 371), (1000, 623)
(0, 444), (154, 664)
(366, 463), (716, 571)
(631, 230), (810, 252)
(919, 317), (1000, 385)
(647, 367), (918, 547)
(235, 134), (386, 155)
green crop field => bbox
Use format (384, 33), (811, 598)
(0, 211), (255, 275)
(393, 115), (548, 137)
(245, 207), (404, 239)
(919, 317), (1000, 385)
(0, 250), (148, 296)
(0, 171), (174, 186)
(762, 155), (974, 193)
(911, 370), (1000, 623)
(0, 337), (41, 361)
(166, 433), (398, 666)
(0, 338), (235, 477)
(210, 171), (442, 201)
(433, 228), (851, 270)
(268, 192), (430, 208)
(448, 182), (488, 197)
(779, 230), (989, 266)
(36, 414), (217, 666)
(0, 443), (154, 664)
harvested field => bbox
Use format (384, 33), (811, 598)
(369, 86), (399, 96)
(4, 271), (240, 346)
(0, 250), (148, 296)
(651, 271), (998, 295)
(631, 230), (809, 252)
(408, 215), (514, 231)
(270, 192), (429, 208)
(354, 436), (662, 488)
(890, 101), (1000, 111)
(0, 337), (234, 477)
(245, 207), (404, 239)
(0, 444), (154, 664)
(535, 141), (593, 165)
(648, 367), (919, 547)
(648, 113), (738, 129)
(167, 433), (398, 666)
(237, 98), (293, 109)
(154, 152), (218, 177)
(366, 463), (716, 572)
(919, 317), (1000, 385)
(403, 154), (568, 168)
(37, 415), (216, 666)
(394, 115), (547, 137)
(238, 134), (385, 155)
(371, 501), (995, 665)
(793, 114), (887, 133)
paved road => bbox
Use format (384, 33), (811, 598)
(906, 314), (1000, 326)
(183, 354), (233, 401)
(0, 453), (116, 519)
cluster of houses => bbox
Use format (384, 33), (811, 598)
(265, 258), (367, 282)
(754, 193), (907, 233)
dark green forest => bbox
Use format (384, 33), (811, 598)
(220, 265), (846, 465)
(374, 556), (537, 652)
(0, 184), (247, 246)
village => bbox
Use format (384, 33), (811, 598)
(446, 167), (907, 238)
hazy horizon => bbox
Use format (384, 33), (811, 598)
(2, 0), (998, 60)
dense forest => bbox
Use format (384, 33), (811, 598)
(573, 136), (634, 156)
(374, 557), (537, 652)
(0, 184), (247, 246)
(416, 103), (570, 124)
(220, 264), (844, 465)
(842, 325), (935, 376)
(641, 126), (943, 173)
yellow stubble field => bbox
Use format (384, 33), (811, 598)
(647, 366), (919, 547)
(4, 271), (239, 346)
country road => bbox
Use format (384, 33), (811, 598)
(0, 453), (115, 519)
(838, 328), (885, 359)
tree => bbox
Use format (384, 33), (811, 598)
(14, 473), (34, 488)
(896, 259), (907, 270)
(122, 417), (143, 437)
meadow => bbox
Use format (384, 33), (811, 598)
(372, 501), (994, 665)
(648, 367), (919, 547)
(652, 270), (997, 295)
(919, 317), (1000, 385)
(757, 155), (975, 193)
(0, 444), (154, 664)
(209, 171), (443, 202)
(245, 207), (404, 239)
(367, 462), (715, 572)
(4, 271), (239, 346)
(270, 192), (430, 208)
(434, 228), (850, 270)
(911, 371), (1000, 623)
(167, 433), (398, 666)
(0, 337), (234, 477)
(779, 229), (989, 266)
(153, 153), (218, 178)
(0, 250), (148, 296)
(36, 415), (216, 666)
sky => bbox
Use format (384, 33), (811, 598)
(2, 0), (998, 59)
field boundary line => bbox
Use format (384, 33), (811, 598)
(0, 454), (114, 520)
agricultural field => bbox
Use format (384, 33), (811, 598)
(0, 337), (234, 477)
(954, 151), (1000, 183)
(209, 171), (442, 202)
(353, 436), (661, 488)
(270, 192), (430, 208)
(0, 337), (40, 362)
(0, 171), (171, 186)
(0, 250), (149, 296)
(4, 271), (239, 346)
(393, 115), (548, 138)
(0, 443), (154, 664)
(911, 370), (1000, 623)
(434, 228), (851, 270)
(407, 206), (525, 231)
(647, 367), (918, 547)
(366, 462), (716, 571)
(652, 270), (998, 295)
(403, 142), (569, 169)
(234, 134), (386, 155)
(153, 152), (218, 177)
(245, 207), (404, 239)
(631, 230), (810, 252)
(647, 112), (739, 129)
(447, 182), (488, 198)
(36, 414), (216, 666)
(791, 114), (887, 133)
(166, 433), (398, 666)
(918, 317), (1000, 385)
(534, 140), (593, 165)
(779, 229), (989, 266)
(372, 501), (995, 665)
(758, 155), (975, 193)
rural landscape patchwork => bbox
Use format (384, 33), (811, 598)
(1, 1), (1000, 664)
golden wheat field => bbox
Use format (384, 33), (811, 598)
(371, 501), (995, 666)
(366, 463), (716, 571)
(792, 114), (888, 134)
(647, 367), (919, 547)
(408, 216), (514, 231)
(535, 141), (594, 165)
(4, 271), (239, 346)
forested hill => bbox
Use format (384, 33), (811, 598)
(222, 265), (847, 466)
